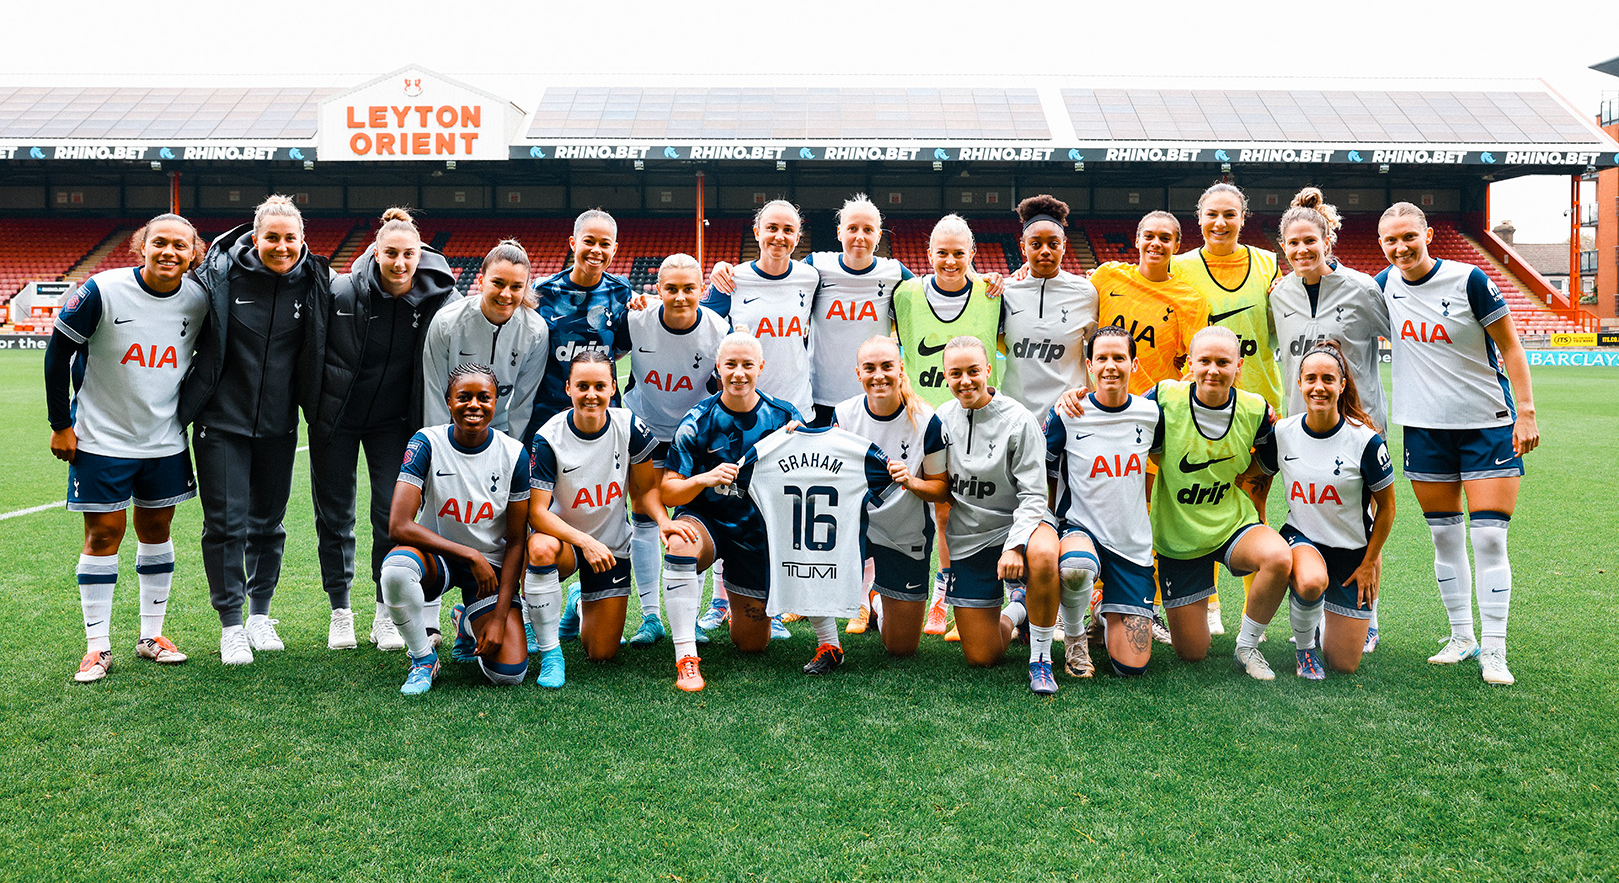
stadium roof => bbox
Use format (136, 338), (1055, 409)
(1592, 56), (1619, 78)
(1, 69), (1614, 172)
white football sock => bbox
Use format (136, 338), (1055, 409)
(710, 560), (728, 604)
(135, 541), (174, 641)
(631, 514), (663, 618)
(1426, 512), (1475, 643)
(378, 555), (432, 658)
(1059, 549), (1099, 636)
(1471, 511), (1512, 652)
(422, 598), (442, 634)
(1369, 596), (1380, 630)
(1029, 623), (1055, 664)
(1289, 590), (1324, 650)
(1236, 615), (1267, 651)
(810, 615), (841, 648)
(78, 553), (117, 652)
(1002, 598), (1027, 629)
(664, 555), (701, 660)
(524, 565), (562, 653)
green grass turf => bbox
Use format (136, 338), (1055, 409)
(2, 349), (1617, 882)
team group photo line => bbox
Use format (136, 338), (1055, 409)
(47, 179), (1538, 695)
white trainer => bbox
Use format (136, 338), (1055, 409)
(371, 614), (406, 651)
(328, 608), (357, 650)
(220, 626), (254, 665)
(1479, 647), (1515, 685)
(1427, 635), (1480, 665)
(1207, 603), (1226, 636)
(245, 615), (285, 651)
(1233, 646), (1275, 681)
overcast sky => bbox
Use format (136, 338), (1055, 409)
(8, 0), (1618, 242)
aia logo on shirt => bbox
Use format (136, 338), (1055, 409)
(1289, 482), (1342, 505)
(438, 498), (496, 524)
(120, 344), (180, 368)
(642, 371), (695, 392)
(1088, 454), (1143, 478)
(823, 300), (880, 322)
(1399, 320), (1452, 344)
(751, 316), (805, 338)
(571, 482), (623, 508)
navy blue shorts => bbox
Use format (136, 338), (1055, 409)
(1281, 525), (1373, 620)
(67, 450), (196, 513)
(1060, 523), (1155, 618)
(871, 541), (930, 603)
(572, 546), (632, 601)
(943, 545), (1007, 609)
(1155, 524), (1259, 609)
(435, 554), (502, 606)
(1403, 425), (1522, 483)
(673, 507), (769, 600)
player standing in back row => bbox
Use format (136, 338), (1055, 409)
(46, 214), (209, 682)
(1376, 202), (1538, 685)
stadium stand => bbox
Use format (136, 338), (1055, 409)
(0, 213), (1585, 336)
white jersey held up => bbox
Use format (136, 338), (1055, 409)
(737, 426), (895, 617)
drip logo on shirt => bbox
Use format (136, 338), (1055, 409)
(1289, 334), (1331, 356)
(949, 473), (997, 499)
(1176, 481), (1231, 505)
(1009, 338), (1065, 363)
(555, 340), (611, 362)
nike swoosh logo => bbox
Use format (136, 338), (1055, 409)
(151, 598), (167, 605)
(1179, 454), (1234, 472)
(916, 340), (946, 356)
(563, 465), (582, 473)
(1007, 307), (1025, 315)
(637, 347), (655, 353)
(113, 318), (134, 324)
(1494, 456), (1515, 465)
(905, 582), (923, 591)
(1073, 433), (1093, 441)
(1491, 587), (1509, 593)
(336, 310), (354, 316)
(1389, 291), (1406, 299)
(707, 444), (730, 454)
(458, 351), (476, 357)
(1283, 455), (1299, 461)
(1208, 305), (1254, 324)
(435, 470), (456, 477)
(234, 298), (253, 305)
(1108, 292), (1125, 297)
(87, 620), (105, 628)
(742, 297), (761, 304)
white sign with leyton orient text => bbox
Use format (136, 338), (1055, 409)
(317, 66), (520, 162)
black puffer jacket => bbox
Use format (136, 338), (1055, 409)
(178, 222), (331, 433)
(308, 244), (458, 442)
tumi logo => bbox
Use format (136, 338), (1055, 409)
(782, 561), (837, 579)
(949, 474), (997, 499)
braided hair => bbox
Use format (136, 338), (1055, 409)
(445, 363), (499, 401)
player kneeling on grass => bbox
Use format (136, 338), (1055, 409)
(1276, 344), (1395, 679)
(46, 213), (209, 682)
(1045, 326), (1161, 679)
(1135, 326), (1292, 680)
(914, 337), (1063, 695)
(660, 332), (802, 692)
(380, 365), (531, 695)
(835, 336), (948, 657)
(525, 353), (698, 687)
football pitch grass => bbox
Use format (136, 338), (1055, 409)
(1, 349), (1616, 882)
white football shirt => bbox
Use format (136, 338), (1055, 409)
(399, 425), (531, 566)
(807, 252), (910, 406)
(624, 304), (729, 441)
(1276, 414), (1393, 550)
(1044, 394), (1161, 565)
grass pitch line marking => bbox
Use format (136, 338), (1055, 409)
(0, 445), (312, 521)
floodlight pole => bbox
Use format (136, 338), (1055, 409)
(169, 171), (181, 215)
(696, 171), (706, 271)
(1569, 175), (1582, 308)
